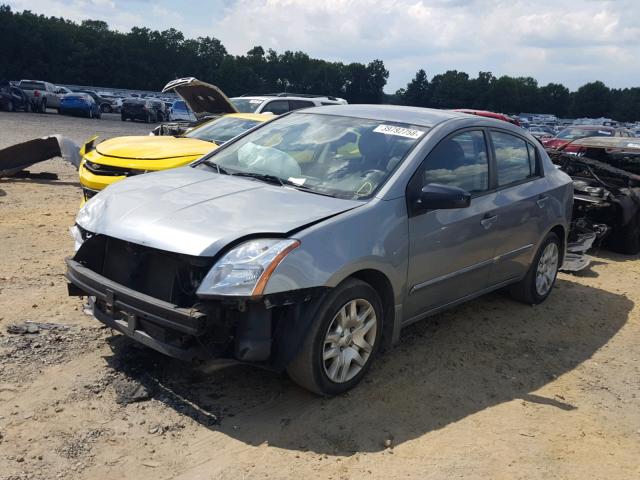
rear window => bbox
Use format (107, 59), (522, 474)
(172, 100), (188, 111)
(557, 128), (613, 140)
(231, 98), (263, 113)
(20, 81), (45, 90)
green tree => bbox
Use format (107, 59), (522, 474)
(402, 69), (429, 107)
(571, 81), (611, 118)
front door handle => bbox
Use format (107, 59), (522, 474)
(480, 214), (498, 229)
(536, 195), (549, 208)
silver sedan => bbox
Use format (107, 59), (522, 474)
(67, 105), (573, 395)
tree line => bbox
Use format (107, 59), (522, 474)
(1, 5), (638, 121)
(392, 70), (640, 121)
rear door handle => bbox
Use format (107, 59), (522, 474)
(480, 214), (498, 229)
(536, 195), (549, 208)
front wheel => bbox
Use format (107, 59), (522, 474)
(510, 231), (561, 304)
(287, 278), (383, 395)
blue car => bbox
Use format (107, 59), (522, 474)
(58, 93), (101, 119)
(169, 100), (196, 121)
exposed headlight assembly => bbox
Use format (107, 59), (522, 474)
(197, 239), (300, 297)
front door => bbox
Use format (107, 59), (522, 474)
(405, 129), (500, 321)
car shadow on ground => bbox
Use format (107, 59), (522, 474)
(103, 277), (632, 455)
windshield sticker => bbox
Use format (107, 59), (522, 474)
(374, 124), (424, 139)
(287, 177), (306, 186)
(597, 130), (612, 135)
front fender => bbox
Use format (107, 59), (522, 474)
(265, 197), (409, 306)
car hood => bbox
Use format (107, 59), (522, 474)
(94, 136), (215, 160)
(77, 167), (363, 257)
(162, 77), (238, 119)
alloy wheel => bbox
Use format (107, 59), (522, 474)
(535, 242), (559, 296)
(322, 298), (377, 383)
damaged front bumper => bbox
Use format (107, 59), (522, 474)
(66, 258), (210, 361)
(66, 256), (326, 367)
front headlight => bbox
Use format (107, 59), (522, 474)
(196, 239), (300, 297)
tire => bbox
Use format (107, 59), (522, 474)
(607, 214), (640, 255)
(87, 108), (93, 119)
(96, 110), (102, 119)
(7, 100), (14, 112)
(101, 104), (111, 113)
(509, 231), (561, 304)
(57, 108), (61, 114)
(25, 101), (31, 112)
(145, 112), (152, 123)
(121, 114), (127, 121)
(287, 278), (383, 396)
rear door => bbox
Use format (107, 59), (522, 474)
(405, 129), (501, 320)
(488, 130), (547, 282)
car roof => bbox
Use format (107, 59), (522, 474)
(298, 104), (465, 127)
(224, 113), (273, 122)
(566, 125), (615, 130)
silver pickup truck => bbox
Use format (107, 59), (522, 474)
(18, 80), (61, 113)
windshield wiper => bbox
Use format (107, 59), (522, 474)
(231, 172), (285, 186)
(201, 160), (230, 175)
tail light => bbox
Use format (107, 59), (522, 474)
(34, 90), (40, 97)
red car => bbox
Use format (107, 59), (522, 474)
(542, 125), (633, 153)
(453, 109), (521, 126)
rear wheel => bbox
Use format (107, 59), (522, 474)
(287, 278), (383, 395)
(510, 232), (560, 304)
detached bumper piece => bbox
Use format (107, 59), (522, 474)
(66, 258), (210, 361)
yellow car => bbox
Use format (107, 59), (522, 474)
(79, 78), (271, 201)
(79, 112), (270, 201)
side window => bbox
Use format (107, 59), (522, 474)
(526, 142), (539, 176)
(288, 100), (314, 111)
(492, 131), (535, 186)
(419, 130), (489, 194)
(262, 100), (289, 115)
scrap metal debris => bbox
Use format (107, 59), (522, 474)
(6, 321), (70, 335)
(0, 135), (81, 177)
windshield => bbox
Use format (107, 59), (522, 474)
(197, 112), (427, 199)
(186, 116), (262, 144)
(231, 98), (263, 113)
(20, 81), (45, 90)
(557, 128), (613, 140)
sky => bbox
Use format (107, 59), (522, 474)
(6, 0), (640, 92)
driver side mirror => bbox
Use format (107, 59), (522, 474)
(414, 183), (471, 212)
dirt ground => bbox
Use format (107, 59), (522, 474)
(0, 110), (639, 480)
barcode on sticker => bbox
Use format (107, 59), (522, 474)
(373, 124), (424, 139)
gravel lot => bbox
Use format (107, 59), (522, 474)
(0, 110), (639, 480)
